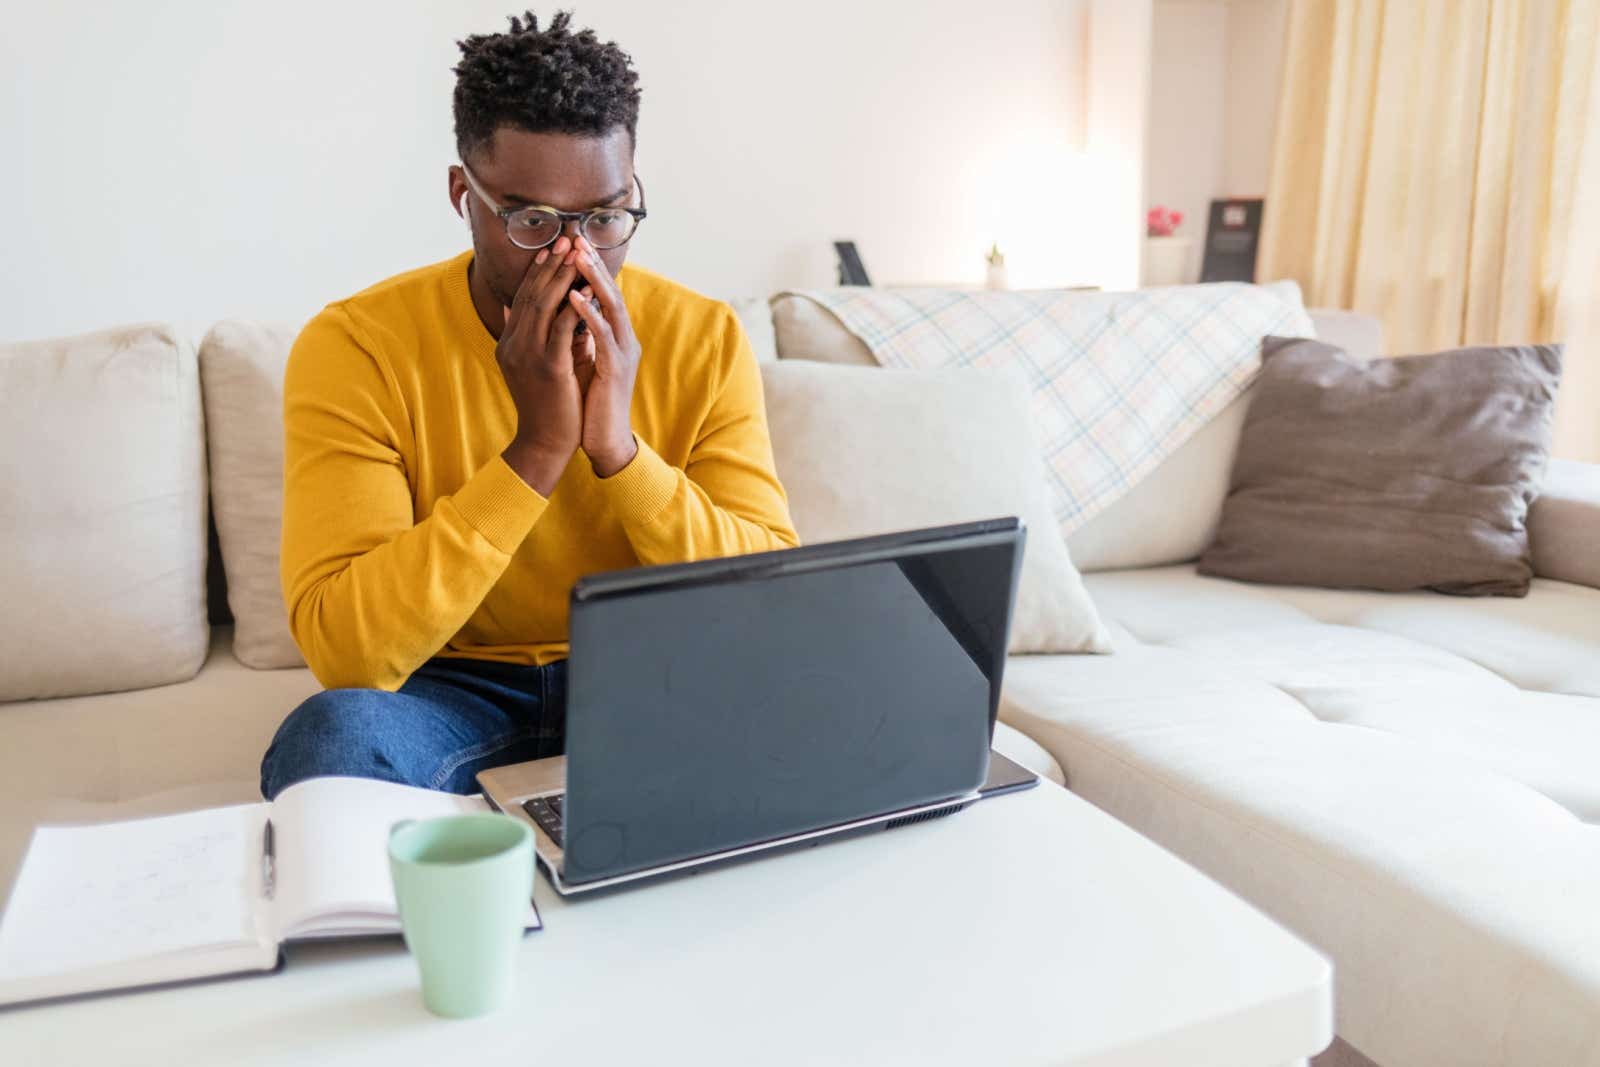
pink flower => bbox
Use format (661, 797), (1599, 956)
(1146, 206), (1184, 237)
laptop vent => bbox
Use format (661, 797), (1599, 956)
(885, 803), (966, 830)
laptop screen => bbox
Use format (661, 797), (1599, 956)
(561, 525), (1021, 884)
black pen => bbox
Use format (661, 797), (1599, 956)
(261, 817), (276, 900)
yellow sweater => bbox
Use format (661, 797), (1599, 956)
(280, 250), (799, 691)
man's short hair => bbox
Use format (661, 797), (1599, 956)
(452, 9), (642, 163)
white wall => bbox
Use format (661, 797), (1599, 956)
(1222, 0), (1290, 195)
(1144, 0), (1288, 282)
(1087, 0), (1155, 294)
(1145, 0), (1228, 279)
(2, 0), (1157, 344)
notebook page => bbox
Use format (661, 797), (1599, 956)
(270, 777), (487, 939)
(0, 804), (263, 983)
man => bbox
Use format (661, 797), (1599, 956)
(259, 9), (798, 800)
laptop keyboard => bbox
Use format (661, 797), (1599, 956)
(523, 793), (565, 846)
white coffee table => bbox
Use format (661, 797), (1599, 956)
(4, 781), (1331, 1066)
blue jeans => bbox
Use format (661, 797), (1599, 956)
(260, 656), (567, 800)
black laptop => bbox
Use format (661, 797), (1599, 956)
(478, 518), (1037, 895)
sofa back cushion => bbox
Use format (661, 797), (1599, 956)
(0, 324), (209, 700)
(771, 294), (876, 367)
(197, 320), (305, 669)
(728, 297), (779, 364)
(761, 361), (1112, 655)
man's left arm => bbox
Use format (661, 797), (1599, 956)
(586, 301), (799, 564)
(567, 240), (798, 563)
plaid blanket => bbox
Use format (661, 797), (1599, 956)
(783, 282), (1315, 535)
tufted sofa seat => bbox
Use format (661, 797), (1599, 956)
(1000, 567), (1600, 1067)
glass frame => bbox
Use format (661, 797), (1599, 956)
(458, 160), (647, 250)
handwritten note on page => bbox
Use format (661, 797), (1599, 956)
(0, 804), (261, 982)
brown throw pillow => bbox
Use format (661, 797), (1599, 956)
(1198, 336), (1562, 596)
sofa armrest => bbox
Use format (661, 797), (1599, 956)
(1528, 459), (1600, 589)
(1308, 307), (1384, 361)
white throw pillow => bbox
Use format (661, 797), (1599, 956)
(761, 361), (1113, 655)
(0, 323), (209, 699)
(198, 320), (305, 669)
(727, 296), (778, 364)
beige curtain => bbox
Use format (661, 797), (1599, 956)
(1260, 0), (1600, 460)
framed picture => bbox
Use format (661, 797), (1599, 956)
(1200, 199), (1264, 283)
(834, 241), (872, 286)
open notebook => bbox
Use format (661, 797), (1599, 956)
(0, 777), (541, 1009)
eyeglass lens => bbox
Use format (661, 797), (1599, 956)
(506, 209), (637, 250)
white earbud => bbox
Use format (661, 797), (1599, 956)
(458, 193), (470, 222)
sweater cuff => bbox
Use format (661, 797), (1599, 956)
(594, 436), (680, 528)
(450, 454), (549, 554)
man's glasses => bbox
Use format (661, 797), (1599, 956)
(458, 161), (647, 251)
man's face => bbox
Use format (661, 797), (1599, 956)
(451, 126), (636, 309)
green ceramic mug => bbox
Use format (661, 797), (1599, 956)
(387, 813), (535, 1018)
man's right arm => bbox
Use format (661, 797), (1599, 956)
(279, 305), (548, 692)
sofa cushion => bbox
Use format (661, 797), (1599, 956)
(1199, 337), (1563, 596)
(0, 323), (209, 700)
(761, 361), (1112, 655)
(197, 320), (306, 669)
(1303, 307), (1385, 362)
(728, 297), (778, 364)
(1000, 566), (1600, 1067)
(771, 293), (875, 367)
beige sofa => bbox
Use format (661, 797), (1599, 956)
(2, 287), (1597, 1067)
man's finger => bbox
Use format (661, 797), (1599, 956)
(508, 237), (574, 329)
(571, 238), (627, 329)
(568, 289), (619, 376)
(542, 301), (581, 370)
(530, 259), (581, 351)
(506, 247), (549, 324)
(575, 357), (596, 396)
(497, 259), (543, 367)
(571, 325), (596, 367)
(529, 238), (572, 296)
(568, 287), (615, 346)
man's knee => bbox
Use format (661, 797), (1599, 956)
(260, 687), (400, 800)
